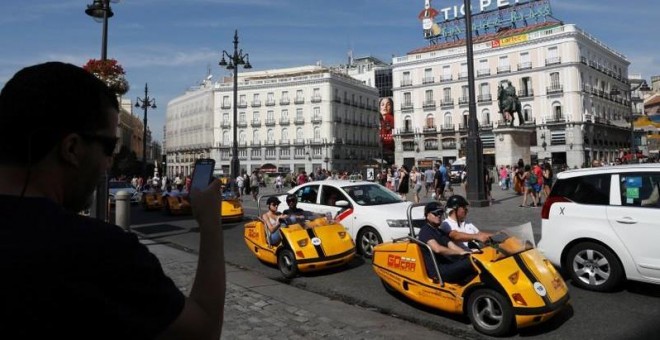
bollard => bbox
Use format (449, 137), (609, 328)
(115, 190), (131, 231)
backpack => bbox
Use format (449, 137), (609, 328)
(528, 172), (537, 185)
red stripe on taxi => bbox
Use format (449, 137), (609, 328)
(336, 208), (353, 222)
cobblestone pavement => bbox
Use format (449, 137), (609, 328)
(144, 238), (457, 340)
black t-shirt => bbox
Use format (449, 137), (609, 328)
(0, 195), (185, 339)
(418, 222), (455, 277)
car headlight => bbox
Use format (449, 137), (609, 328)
(386, 219), (409, 228)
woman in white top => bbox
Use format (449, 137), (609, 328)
(410, 167), (423, 203)
(262, 196), (288, 245)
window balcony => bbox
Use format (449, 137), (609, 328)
(401, 102), (413, 111)
(264, 118), (276, 126)
(480, 121), (493, 129)
(279, 98), (290, 105)
(251, 100), (261, 107)
(294, 117), (305, 125)
(279, 139), (290, 146)
(441, 75), (453, 83)
(264, 140), (276, 146)
(423, 126), (437, 133)
(237, 101), (248, 108)
(250, 120), (261, 127)
(477, 94), (492, 102)
(265, 99), (276, 106)
(294, 97), (305, 104)
(221, 103), (231, 109)
(279, 118), (290, 125)
(477, 69), (490, 77)
(545, 57), (561, 66)
(458, 72), (468, 80)
(497, 65), (511, 74)
(459, 96), (469, 105)
(435, 99), (450, 108)
(221, 121), (231, 128)
(311, 95), (322, 103)
(398, 128), (415, 136)
(237, 120), (247, 128)
(422, 76), (435, 84)
(518, 89), (534, 98)
(422, 100), (436, 110)
(250, 141), (261, 147)
(580, 56), (587, 64)
(546, 115), (565, 123)
(546, 85), (563, 94)
(311, 116), (322, 123)
(293, 138), (305, 145)
(333, 96), (341, 103)
(400, 79), (413, 87)
(517, 62), (532, 70)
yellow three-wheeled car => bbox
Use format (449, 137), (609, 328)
(372, 203), (569, 336)
(244, 194), (356, 278)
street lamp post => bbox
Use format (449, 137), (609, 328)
(463, 0), (488, 206)
(219, 30), (252, 180)
(135, 83), (157, 179)
(611, 81), (650, 163)
(85, 0), (113, 61)
(85, 0), (115, 221)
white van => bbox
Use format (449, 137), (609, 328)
(449, 157), (466, 183)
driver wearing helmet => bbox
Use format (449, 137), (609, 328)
(441, 195), (491, 250)
(418, 202), (477, 284)
(282, 194), (317, 225)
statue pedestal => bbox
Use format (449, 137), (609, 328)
(493, 127), (534, 166)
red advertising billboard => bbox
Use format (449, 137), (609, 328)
(379, 97), (394, 153)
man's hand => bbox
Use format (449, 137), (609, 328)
(190, 179), (222, 231)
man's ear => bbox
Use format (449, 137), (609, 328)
(58, 133), (83, 167)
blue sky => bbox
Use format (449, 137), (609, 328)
(1, 0), (657, 142)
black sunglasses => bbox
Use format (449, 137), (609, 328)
(79, 133), (119, 157)
(430, 209), (443, 217)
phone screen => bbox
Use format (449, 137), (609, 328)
(191, 159), (215, 191)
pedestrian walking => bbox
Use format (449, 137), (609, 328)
(410, 166), (423, 203)
(250, 170), (260, 200)
(423, 166), (435, 197)
(396, 165), (410, 201)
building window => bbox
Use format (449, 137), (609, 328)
(425, 89), (433, 102)
(426, 114), (435, 128)
(267, 129), (274, 141)
(313, 126), (320, 139)
(253, 130), (259, 141)
(403, 92), (412, 106)
(296, 127), (303, 140)
(443, 112), (452, 128)
(523, 105), (532, 122)
(282, 128), (288, 140)
(482, 109), (491, 124)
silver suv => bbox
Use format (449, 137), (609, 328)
(538, 164), (660, 291)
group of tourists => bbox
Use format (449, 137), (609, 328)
(494, 159), (553, 208)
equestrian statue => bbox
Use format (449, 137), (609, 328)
(498, 81), (524, 127)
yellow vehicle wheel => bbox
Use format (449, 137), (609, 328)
(467, 288), (514, 336)
(277, 249), (299, 279)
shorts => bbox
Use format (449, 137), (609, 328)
(445, 181), (452, 190)
(533, 184), (542, 193)
(251, 186), (260, 195)
(414, 183), (422, 193)
(425, 182), (433, 190)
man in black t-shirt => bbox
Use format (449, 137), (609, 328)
(417, 202), (476, 284)
(0, 62), (225, 338)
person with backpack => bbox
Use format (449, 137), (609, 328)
(520, 164), (538, 207)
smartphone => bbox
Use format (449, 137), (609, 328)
(191, 159), (216, 191)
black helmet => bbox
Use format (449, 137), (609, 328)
(285, 194), (297, 203)
(445, 195), (469, 210)
(266, 196), (281, 205)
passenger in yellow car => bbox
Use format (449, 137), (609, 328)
(262, 196), (288, 245)
(282, 194), (321, 226)
(441, 195), (492, 251)
(418, 202), (477, 284)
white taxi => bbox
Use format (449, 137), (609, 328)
(279, 180), (421, 257)
(539, 164), (660, 291)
